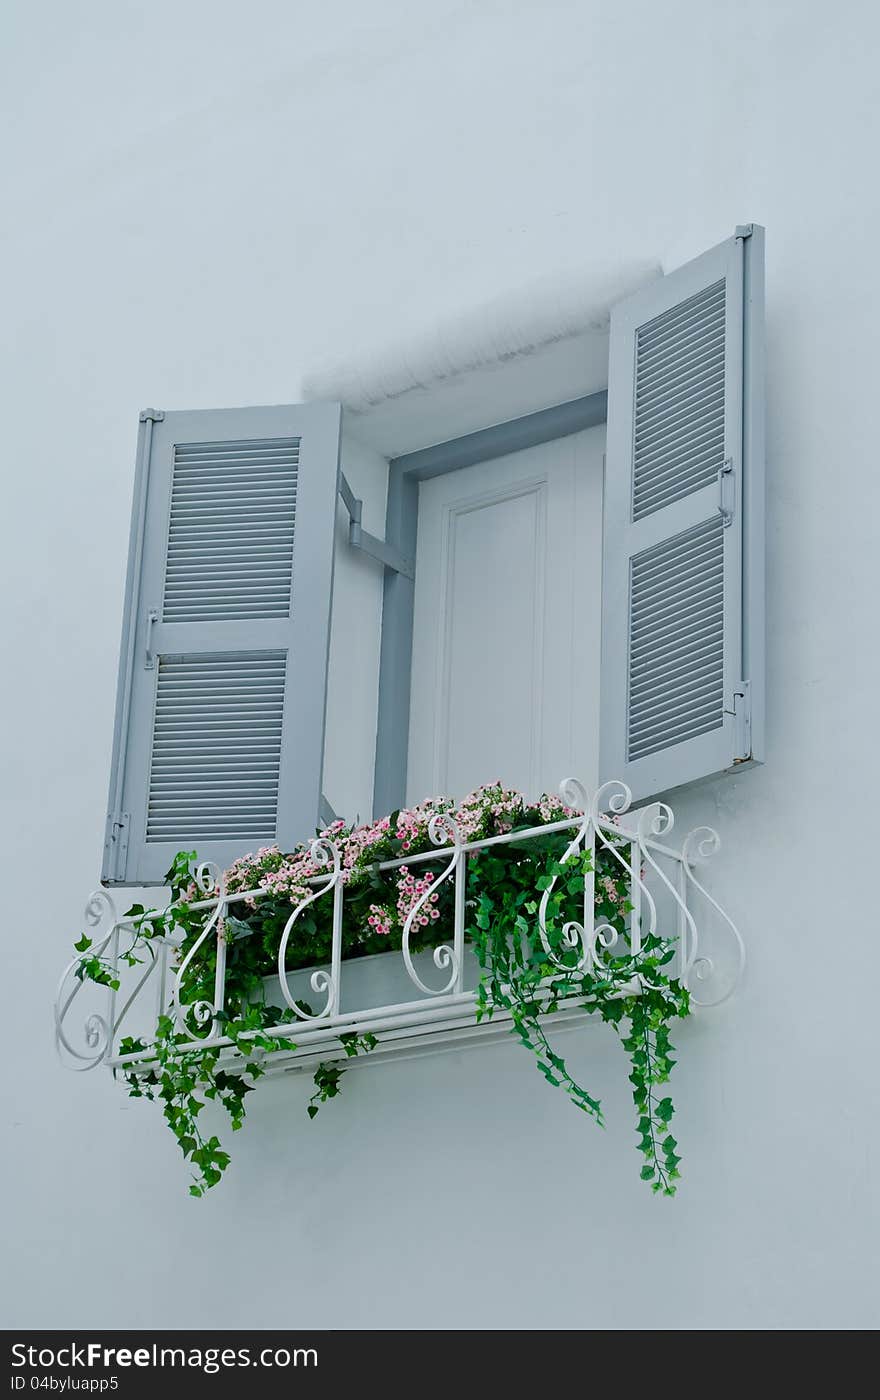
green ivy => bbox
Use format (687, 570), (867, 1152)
(72, 789), (691, 1197)
(468, 843), (689, 1192)
(308, 1033), (378, 1119)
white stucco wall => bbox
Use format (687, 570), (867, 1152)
(3, 0), (878, 1329)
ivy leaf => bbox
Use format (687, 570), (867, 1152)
(655, 1097), (674, 1123)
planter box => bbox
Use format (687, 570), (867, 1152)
(264, 943), (483, 1017)
(229, 942), (603, 1079)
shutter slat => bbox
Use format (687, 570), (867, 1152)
(633, 457), (723, 516)
(634, 383), (725, 444)
(626, 521), (721, 585)
(626, 518), (725, 761)
(636, 281), (725, 349)
(636, 335), (725, 390)
(632, 275), (727, 522)
(630, 652), (726, 707)
(162, 436), (299, 624)
(631, 621), (725, 669)
(146, 652), (286, 843)
(629, 568), (725, 635)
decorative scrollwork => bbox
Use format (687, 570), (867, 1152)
(631, 803), (692, 989)
(277, 840), (341, 1020)
(682, 826), (721, 865)
(54, 889), (119, 1070)
(401, 812), (462, 995)
(589, 783), (661, 962)
(680, 826), (746, 1006)
(586, 920), (623, 973)
(558, 776), (590, 813)
(537, 779), (592, 971)
(171, 862), (225, 1037)
(537, 779), (653, 976)
(56, 777), (747, 1081)
(592, 778), (633, 821)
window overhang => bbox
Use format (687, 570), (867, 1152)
(302, 258), (661, 458)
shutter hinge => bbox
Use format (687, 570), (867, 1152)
(139, 408), (165, 423)
(726, 681), (752, 761)
(103, 811), (130, 882)
(734, 224), (754, 241)
(717, 457), (736, 527)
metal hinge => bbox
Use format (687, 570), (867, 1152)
(338, 472), (415, 579)
(734, 224), (754, 241)
(717, 457), (736, 527)
(139, 408), (165, 423)
(725, 681), (752, 761)
(103, 811), (130, 882)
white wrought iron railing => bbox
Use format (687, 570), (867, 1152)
(55, 779), (745, 1077)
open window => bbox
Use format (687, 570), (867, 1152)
(102, 227), (764, 885)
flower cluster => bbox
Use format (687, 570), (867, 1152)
(223, 782), (569, 906)
(204, 781), (634, 975)
(340, 814), (393, 870)
(599, 874), (628, 909)
(396, 867), (441, 927)
(367, 904), (393, 937)
(224, 842), (326, 910)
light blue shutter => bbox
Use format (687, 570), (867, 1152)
(103, 402), (342, 884)
(600, 227), (764, 800)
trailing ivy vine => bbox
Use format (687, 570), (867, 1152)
(71, 784), (690, 1198)
(468, 841), (688, 1193)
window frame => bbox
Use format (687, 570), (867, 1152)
(371, 389), (609, 817)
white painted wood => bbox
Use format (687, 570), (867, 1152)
(407, 426), (604, 805)
(323, 430), (389, 825)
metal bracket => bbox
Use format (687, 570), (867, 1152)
(144, 608), (159, 669)
(717, 457), (735, 527)
(725, 681), (752, 761)
(103, 811), (130, 884)
(139, 408), (166, 423)
(734, 224), (754, 241)
(338, 473), (415, 579)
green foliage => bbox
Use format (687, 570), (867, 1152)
(307, 1033), (379, 1119)
(73, 935), (120, 991)
(117, 1001), (322, 1194)
(468, 842), (689, 1192)
(621, 989), (687, 1193)
(73, 788), (691, 1198)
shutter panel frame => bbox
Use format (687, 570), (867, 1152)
(600, 228), (764, 802)
(103, 401), (342, 885)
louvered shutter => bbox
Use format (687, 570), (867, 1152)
(600, 228), (764, 800)
(103, 402), (342, 884)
